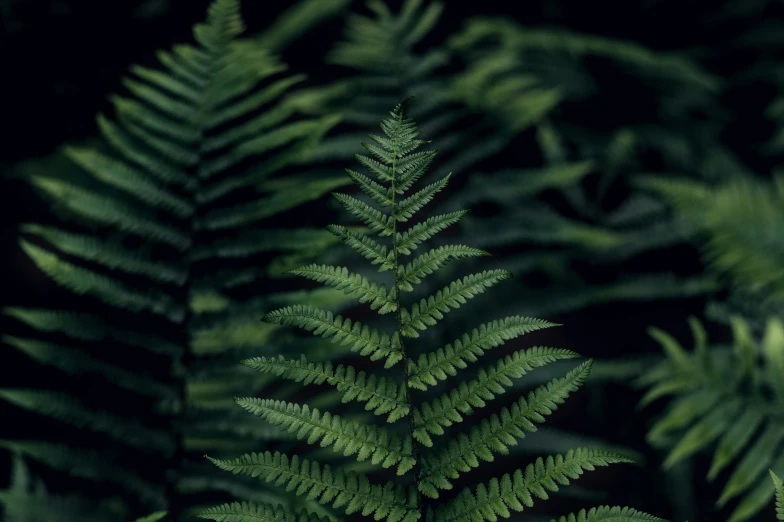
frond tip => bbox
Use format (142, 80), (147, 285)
(198, 500), (335, 522)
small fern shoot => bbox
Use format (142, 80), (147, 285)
(772, 471), (784, 521)
(203, 99), (662, 522)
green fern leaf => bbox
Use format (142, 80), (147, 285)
(206, 98), (658, 522)
(206, 452), (419, 522)
(411, 348), (581, 445)
(235, 399), (413, 473)
(262, 305), (403, 367)
(240, 355), (409, 421)
(435, 449), (633, 522)
(400, 270), (513, 337)
(419, 360), (593, 493)
(198, 501), (336, 522)
(772, 471), (784, 521)
(408, 316), (559, 389)
(288, 264), (397, 314)
(549, 506), (666, 522)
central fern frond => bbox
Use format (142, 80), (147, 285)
(204, 99), (661, 522)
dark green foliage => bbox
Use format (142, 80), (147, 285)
(638, 315), (784, 522)
(204, 100), (661, 522)
(0, 0), (354, 519)
(638, 173), (784, 322)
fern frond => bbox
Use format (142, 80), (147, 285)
(640, 316), (784, 522)
(2, 307), (181, 355)
(419, 360), (593, 494)
(240, 355), (409, 421)
(235, 399), (414, 473)
(288, 264), (397, 314)
(772, 471), (784, 521)
(327, 225), (394, 270)
(550, 506), (667, 522)
(206, 452), (420, 522)
(395, 174), (451, 222)
(434, 449), (633, 522)
(262, 305), (403, 367)
(411, 349), (581, 446)
(21, 224), (187, 285)
(4, 335), (175, 399)
(198, 500), (336, 522)
(0, 389), (174, 455)
(395, 210), (469, 255)
(209, 98), (657, 522)
(408, 316), (559, 390)
(19, 241), (184, 322)
(400, 270), (513, 337)
(397, 244), (490, 292)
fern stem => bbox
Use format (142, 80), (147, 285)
(389, 103), (425, 518)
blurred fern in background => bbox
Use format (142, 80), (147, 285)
(0, 0), (359, 520)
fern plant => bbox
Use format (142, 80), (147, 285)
(0, 0), (355, 520)
(201, 99), (661, 522)
(636, 173), (784, 324)
(638, 315), (784, 522)
(773, 471), (784, 521)
(440, 16), (732, 316)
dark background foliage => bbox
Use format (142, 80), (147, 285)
(1, 0), (782, 521)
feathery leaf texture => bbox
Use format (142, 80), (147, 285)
(2, 0), (355, 517)
(206, 100), (658, 522)
(198, 500), (335, 522)
(639, 315), (784, 522)
(241, 355), (409, 421)
(772, 471), (784, 521)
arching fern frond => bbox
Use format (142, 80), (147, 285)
(205, 100), (659, 522)
(2, 0), (354, 519)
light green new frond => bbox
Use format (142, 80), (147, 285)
(434, 449), (634, 522)
(327, 225), (394, 270)
(411, 348), (581, 446)
(240, 355), (409, 422)
(206, 452), (420, 522)
(0, 389), (174, 456)
(772, 471), (784, 521)
(288, 264), (397, 314)
(198, 500), (336, 522)
(21, 224), (187, 285)
(19, 241), (184, 322)
(395, 174), (451, 222)
(261, 305), (403, 367)
(419, 360), (593, 495)
(135, 513), (168, 522)
(332, 193), (395, 236)
(550, 506), (667, 522)
(235, 399), (414, 473)
(409, 316), (559, 390)
(400, 270), (513, 337)
(395, 210), (469, 255)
